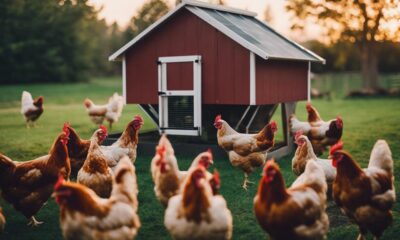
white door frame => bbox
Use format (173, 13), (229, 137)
(158, 55), (202, 136)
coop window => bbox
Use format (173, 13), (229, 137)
(157, 55), (202, 136)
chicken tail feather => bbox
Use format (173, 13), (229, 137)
(111, 155), (138, 204)
(0, 153), (16, 175)
(368, 140), (393, 175)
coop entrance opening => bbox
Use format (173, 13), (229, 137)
(157, 55), (202, 136)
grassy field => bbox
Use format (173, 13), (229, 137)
(0, 76), (399, 240)
(312, 72), (400, 98)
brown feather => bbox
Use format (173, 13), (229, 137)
(181, 172), (211, 223)
(0, 132), (70, 219)
(67, 126), (91, 174)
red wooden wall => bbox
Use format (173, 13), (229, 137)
(124, 8), (309, 105)
(125, 9), (250, 105)
(255, 57), (308, 104)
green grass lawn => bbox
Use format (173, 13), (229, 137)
(0, 76), (399, 239)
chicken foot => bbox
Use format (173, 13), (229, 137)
(242, 173), (254, 190)
(27, 216), (43, 227)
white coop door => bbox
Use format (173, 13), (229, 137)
(158, 55), (202, 136)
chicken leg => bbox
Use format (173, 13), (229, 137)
(27, 216), (43, 227)
(357, 232), (366, 240)
(242, 172), (254, 190)
(26, 120), (32, 129)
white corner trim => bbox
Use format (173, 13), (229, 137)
(122, 56), (127, 104)
(307, 61), (311, 102)
(250, 52), (256, 105)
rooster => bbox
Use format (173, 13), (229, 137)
(105, 93), (124, 129)
(289, 103), (343, 156)
(164, 165), (232, 240)
(77, 126), (113, 198)
(0, 129), (70, 226)
(54, 155), (141, 240)
(21, 91), (44, 127)
(254, 159), (329, 240)
(214, 115), (277, 189)
(0, 208), (5, 233)
(292, 131), (336, 190)
(101, 115), (144, 169)
(330, 140), (395, 240)
(63, 123), (105, 175)
(151, 135), (215, 206)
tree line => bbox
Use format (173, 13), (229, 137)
(0, 0), (398, 86)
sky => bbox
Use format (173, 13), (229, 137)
(88, 0), (321, 41)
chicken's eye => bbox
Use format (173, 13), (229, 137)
(267, 168), (276, 176)
(333, 153), (343, 161)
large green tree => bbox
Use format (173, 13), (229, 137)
(124, 0), (170, 41)
(0, 0), (105, 84)
(287, 0), (400, 91)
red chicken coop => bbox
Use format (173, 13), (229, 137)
(109, 0), (324, 157)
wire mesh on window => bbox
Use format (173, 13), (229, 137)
(167, 96), (194, 129)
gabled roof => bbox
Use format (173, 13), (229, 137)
(109, 0), (325, 63)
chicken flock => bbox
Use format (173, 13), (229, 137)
(0, 93), (394, 240)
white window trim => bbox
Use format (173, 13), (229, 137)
(163, 90), (194, 96)
(250, 52), (256, 105)
(158, 55), (200, 63)
(158, 55), (202, 136)
(122, 56), (127, 104)
(161, 129), (200, 136)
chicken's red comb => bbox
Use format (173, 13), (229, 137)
(99, 125), (108, 135)
(264, 159), (276, 171)
(62, 123), (70, 137)
(329, 140), (344, 155)
(269, 120), (277, 128)
(157, 145), (166, 158)
(336, 116), (343, 123)
(295, 131), (303, 141)
(214, 114), (222, 123)
(54, 173), (65, 191)
(134, 115), (143, 122)
(63, 122), (70, 132)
